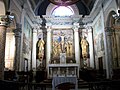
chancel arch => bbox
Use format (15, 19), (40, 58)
(36, 3), (86, 78)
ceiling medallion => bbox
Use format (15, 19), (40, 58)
(49, 0), (79, 6)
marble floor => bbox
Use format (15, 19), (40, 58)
(42, 88), (89, 90)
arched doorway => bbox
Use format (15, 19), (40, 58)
(106, 11), (120, 68)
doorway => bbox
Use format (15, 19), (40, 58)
(98, 57), (103, 74)
(24, 58), (28, 72)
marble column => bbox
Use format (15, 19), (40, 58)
(87, 27), (95, 68)
(13, 24), (22, 71)
(46, 23), (52, 67)
(104, 27), (113, 79)
(32, 28), (37, 70)
(73, 23), (80, 65)
(0, 15), (9, 79)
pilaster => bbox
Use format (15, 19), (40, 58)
(46, 23), (52, 67)
(87, 26), (95, 68)
(73, 23), (80, 66)
(32, 28), (38, 70)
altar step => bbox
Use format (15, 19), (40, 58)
(78, 79), (89, 88)
(42, 78), (89, 89)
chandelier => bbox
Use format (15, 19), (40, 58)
(49, 0), (79, 6)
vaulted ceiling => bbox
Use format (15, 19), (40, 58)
(29, 0), (96, 16)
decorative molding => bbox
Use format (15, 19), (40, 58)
(113, 25), (120, 30)
(43, 15), (81, 28)
(48, 0), (79, 6)
(105, 26), (120, 32)
(105, 27), (114, 32)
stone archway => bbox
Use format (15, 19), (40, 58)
(106, 11), (120, 68)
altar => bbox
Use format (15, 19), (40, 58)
(47, 64), (79, 78)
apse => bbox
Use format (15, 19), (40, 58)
(52, 6), (74, 16)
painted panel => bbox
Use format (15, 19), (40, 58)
(23, 17), (32, 59)
(51, 29), (75, 63)
(93, 16), (104, 54)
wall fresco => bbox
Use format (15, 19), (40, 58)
(23, 17), (32, 59)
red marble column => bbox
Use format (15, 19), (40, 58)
(0, 26), (6, 80)
(0, 15), (9, 80)
(13, 26), (21, 71)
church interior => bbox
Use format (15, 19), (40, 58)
(0, 0), (120, 90)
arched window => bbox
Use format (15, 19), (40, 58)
(52, 6), (74, 16)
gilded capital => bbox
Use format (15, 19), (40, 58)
(32, 28), (37, 33)
(86, 26), (93, 32)
(46, 23), (52, 29)
(73, 22), (80, 30)
(0, 15), (11, 26)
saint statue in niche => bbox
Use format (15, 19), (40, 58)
(37, 38), (45, 61)
(52, 40), (62, 57)
(53, 41), (58, 56)
(81, 36), (89, 58)
(65, 40), (73, 57)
